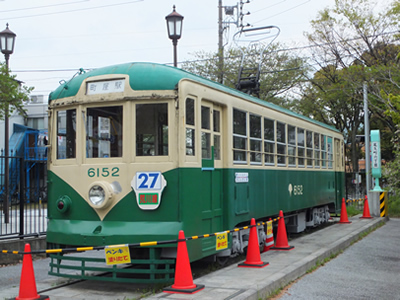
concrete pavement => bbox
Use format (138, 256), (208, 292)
(0, 215), (387, 300)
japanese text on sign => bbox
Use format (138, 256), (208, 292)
(371, 142), (380, 168)
(105, 244), (131, 265)
(267, 221), (273, 236)
(235, 172), (249, 183)
(87, 79), (125, 95)
(216, 232), (228, 251)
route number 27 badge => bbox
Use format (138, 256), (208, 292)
(131, 172), (167, 210)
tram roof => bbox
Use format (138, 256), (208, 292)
(49, 62), (339, 133)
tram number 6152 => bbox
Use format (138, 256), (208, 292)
(88, 167), (120, 177)
(293, 185), (303, 196)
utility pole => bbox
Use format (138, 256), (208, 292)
(364, 82), (371, 193)
(217, 1), (246, 84)
(218, 0), (224, 84)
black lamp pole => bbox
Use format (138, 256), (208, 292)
(165, 5), (184, 67)
(0, 23), (16, 223)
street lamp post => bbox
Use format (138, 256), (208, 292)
(165, 5), (184, 67)
(0, 23), (16, 223)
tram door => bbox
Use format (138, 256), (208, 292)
(200, 101), (224, 253)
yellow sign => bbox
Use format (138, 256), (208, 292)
(105, 244), (131, 265)
(267, 221), (273, 236)
(216, 232), (228, 251)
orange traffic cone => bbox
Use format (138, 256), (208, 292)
(238, 218), (269, 268)
(338, 198), (352, 224)
(13, 244), (49, 300)
(262, 218), (274, 253)
(360, 195), (373, 219)
(270, 211), (294, 251)
(163, 230), (205, 294)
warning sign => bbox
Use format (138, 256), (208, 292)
(216, 232), (228, 251)
(267, 221), (273, 236)
(105, 244), (131, 265)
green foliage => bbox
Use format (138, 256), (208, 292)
(296, 0), (400, 176)
(383, 136), (400, 194)
(181, 44), (310, 107)
(381, 90), (400, 200)
(387, 194), (400, 217)
(346, 204), (363, 217)
(0, 61), (34, 120)
(383, 92), (400, 125)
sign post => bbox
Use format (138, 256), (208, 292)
(369, 130), (383, 217)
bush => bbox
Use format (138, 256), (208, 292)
(388, 194), (400, 217)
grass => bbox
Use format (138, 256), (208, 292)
(346, 205), (363, 217)
(388, 194), (400, 217)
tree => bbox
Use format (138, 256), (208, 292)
(181, 44), (310, 108)
(297, 0), (400, 174)
(295, 64), (367, 175)
(0, 62), (33, 121)
(382, 91), (400, 194)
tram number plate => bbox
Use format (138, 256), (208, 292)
(136, 172), (162, 190)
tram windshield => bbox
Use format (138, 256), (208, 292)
(86, 106), (123, 158)
(57, 109), (76, 159)
(136, 103), (168, 156)
(55, 103), (169, 160)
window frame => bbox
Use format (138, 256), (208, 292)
(249, 113), (262, 165)
(276, 121), (286, 167)
(233, 108), (248, 164)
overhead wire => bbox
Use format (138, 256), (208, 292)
(252, 0), (311, 25)
(12, 29), (397, 77)
(0, 1), (90, 13)
(0, 0), (144, 20)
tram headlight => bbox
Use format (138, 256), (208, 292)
(88, 181), (114, 209)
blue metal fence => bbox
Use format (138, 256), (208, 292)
(0, 150), (47, 240)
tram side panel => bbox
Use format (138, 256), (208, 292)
(224, 167), (337, 229)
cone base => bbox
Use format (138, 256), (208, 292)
(270, 245), (294, 251)
(238, 261), (269, 268)
(360, 216), (373, 219)
(15, 295), (49, 300)
(163, 284), (205, 294)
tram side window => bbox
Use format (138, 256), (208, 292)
(321, 135), (327, 168)
(306, 131), (313, 167)
(297, 128), (305, 167)
(233, 109), (247, 163)
(276, 122), (286, 166)
(288, 125), (296, 166)
(341, 141), (345, 168)
(57, 109), (76, 159)
(86, 106), (123, 158)
(264, 118), (275, 165)
(314, 133), (320, 168)
(186, 98), (195, 156)
(136, 103), (168, 156)
(327, 137), (333, 169)
(250, 114), (262, 163)
(213, 110), (221, 160)
(201, 106), (211, 158)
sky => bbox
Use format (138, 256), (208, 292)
(0, 0), (337, 97)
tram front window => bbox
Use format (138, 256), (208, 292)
(136, 103), (168, 156)
(57, 109), (76, 159)
(86, 106), (123, 158)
